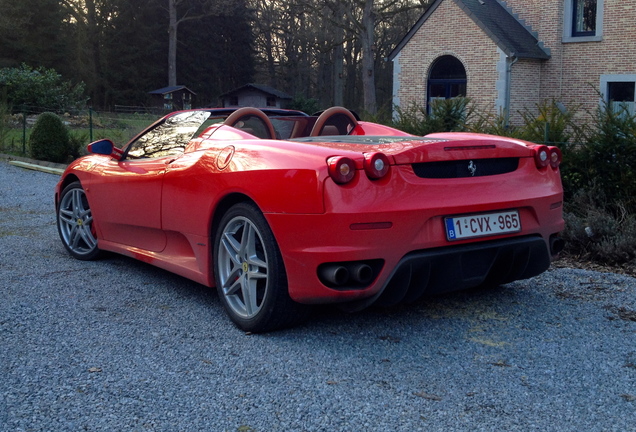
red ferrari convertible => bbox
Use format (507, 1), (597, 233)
(55, 106), (564, 332)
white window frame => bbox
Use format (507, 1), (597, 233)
(563, 0), (604, 43)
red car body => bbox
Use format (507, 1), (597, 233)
(55, 107), (564, 331)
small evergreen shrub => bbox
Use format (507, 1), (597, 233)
(391, 102), (429, 135)
(465, 111), (518, 137)
(29, 112), (72, 163)
(578, 102), (636, 211)
(68, 131), (88, 159)
(0, 99), (10, 150)
(392, 97), (473, 136)
(429, 97), (473, 132)
(289, 95), (320, 115)
(516, 99), (581, 144)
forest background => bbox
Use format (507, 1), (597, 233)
(0, 0), (431, 115)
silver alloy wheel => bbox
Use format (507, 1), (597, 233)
(58, 185), (98, 257)
(217, 215), (269, 319)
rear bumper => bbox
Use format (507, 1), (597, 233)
(353, 235), (551, 309)
(266, 162), (563, 306)
(267, 206), (562, 305)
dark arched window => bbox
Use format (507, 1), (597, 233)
(427, 55), (467, 112)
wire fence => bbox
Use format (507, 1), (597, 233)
(0, 104), (577, 157)
(0, 105), (167, 156)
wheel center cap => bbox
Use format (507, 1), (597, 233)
(77, 219), (83, 226)
(242, 262), (249, 273)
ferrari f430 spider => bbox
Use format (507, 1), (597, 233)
(55, 107), (564, 332)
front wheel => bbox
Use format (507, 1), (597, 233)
(57, 181), (100, 260)
(213, 202), (309, 332)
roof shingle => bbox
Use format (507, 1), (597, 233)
(389, 0), (550, 60)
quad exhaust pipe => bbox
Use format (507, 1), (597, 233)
(318, 262), (376, 287)
(319, 265), (350, 286)
(349, 263), (374, 285)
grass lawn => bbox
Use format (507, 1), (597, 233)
(1, 112), (160, 156)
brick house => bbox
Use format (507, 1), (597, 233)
(389, 0), (636, 125)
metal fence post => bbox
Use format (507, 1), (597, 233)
(22, 107), (26, 155)
(89, 107), (93, 142)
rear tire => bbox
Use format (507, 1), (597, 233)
(213, 202), (309, 332)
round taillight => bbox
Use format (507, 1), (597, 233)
(363, 152), (390, 179)
(534, 145), (550, 169)
(549, 146), (562, 169)
(327, 156), (356, 184)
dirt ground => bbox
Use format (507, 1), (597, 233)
(554, 254), (636, 277)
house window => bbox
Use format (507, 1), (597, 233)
(573, 0), (596, 36)
(563, 0), (604, 41)
(427, 55), (467, 113)
(266, 96), (276, 107)
(600, 75), (636, 116)
(229, 96), (239, 106)
(608, 82), (636, 116)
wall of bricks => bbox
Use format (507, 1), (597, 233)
(394, 0), (636, 124)
(507, 0), (636, 116)
(510, 59), (543, 122)
(395, 1), (501, 116)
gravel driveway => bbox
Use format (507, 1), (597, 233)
(1, 160), (635, 432)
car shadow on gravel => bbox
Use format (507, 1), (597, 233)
(81, 251), (221, 308)
(73, 248), (522, 336)
(286, 283), (524, 338)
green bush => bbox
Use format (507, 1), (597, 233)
(68, 131), (88, 159)
(288, 95), (320, 115)
(465, 110), (519, 137)
(392, 98), (473, 136)
(0, 64), (87, 113)
(0, 98), (10, 149)
(566, 100), (636, 214)
(516, 99), (581, 144)
(563, 186), (636, 265)
(29, 112), (72, 163)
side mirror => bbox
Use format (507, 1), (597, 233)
(87, 139), (123, 160)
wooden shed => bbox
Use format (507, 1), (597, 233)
(149, 85), (196, 111)
(220, 83), (292, 109)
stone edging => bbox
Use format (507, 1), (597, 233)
(0, 153), (68, 175)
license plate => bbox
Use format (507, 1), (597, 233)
(445, 210), (521, 241)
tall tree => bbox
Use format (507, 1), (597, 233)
(177, 0), (254, 104)
(0, 0), (427, 112)
(104, 0), (167, 107)
(249, 0), (428, 114)
(360, 0), (377, 114)
(251, 0), (279, 87)
(330, 0), (430, 114)
(0, 0), (71, 72)
(250, 0), (343, 106)
(59, 0), (118, 106)
(332, 3), (346, 106)
(166, 0), (234, 87)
